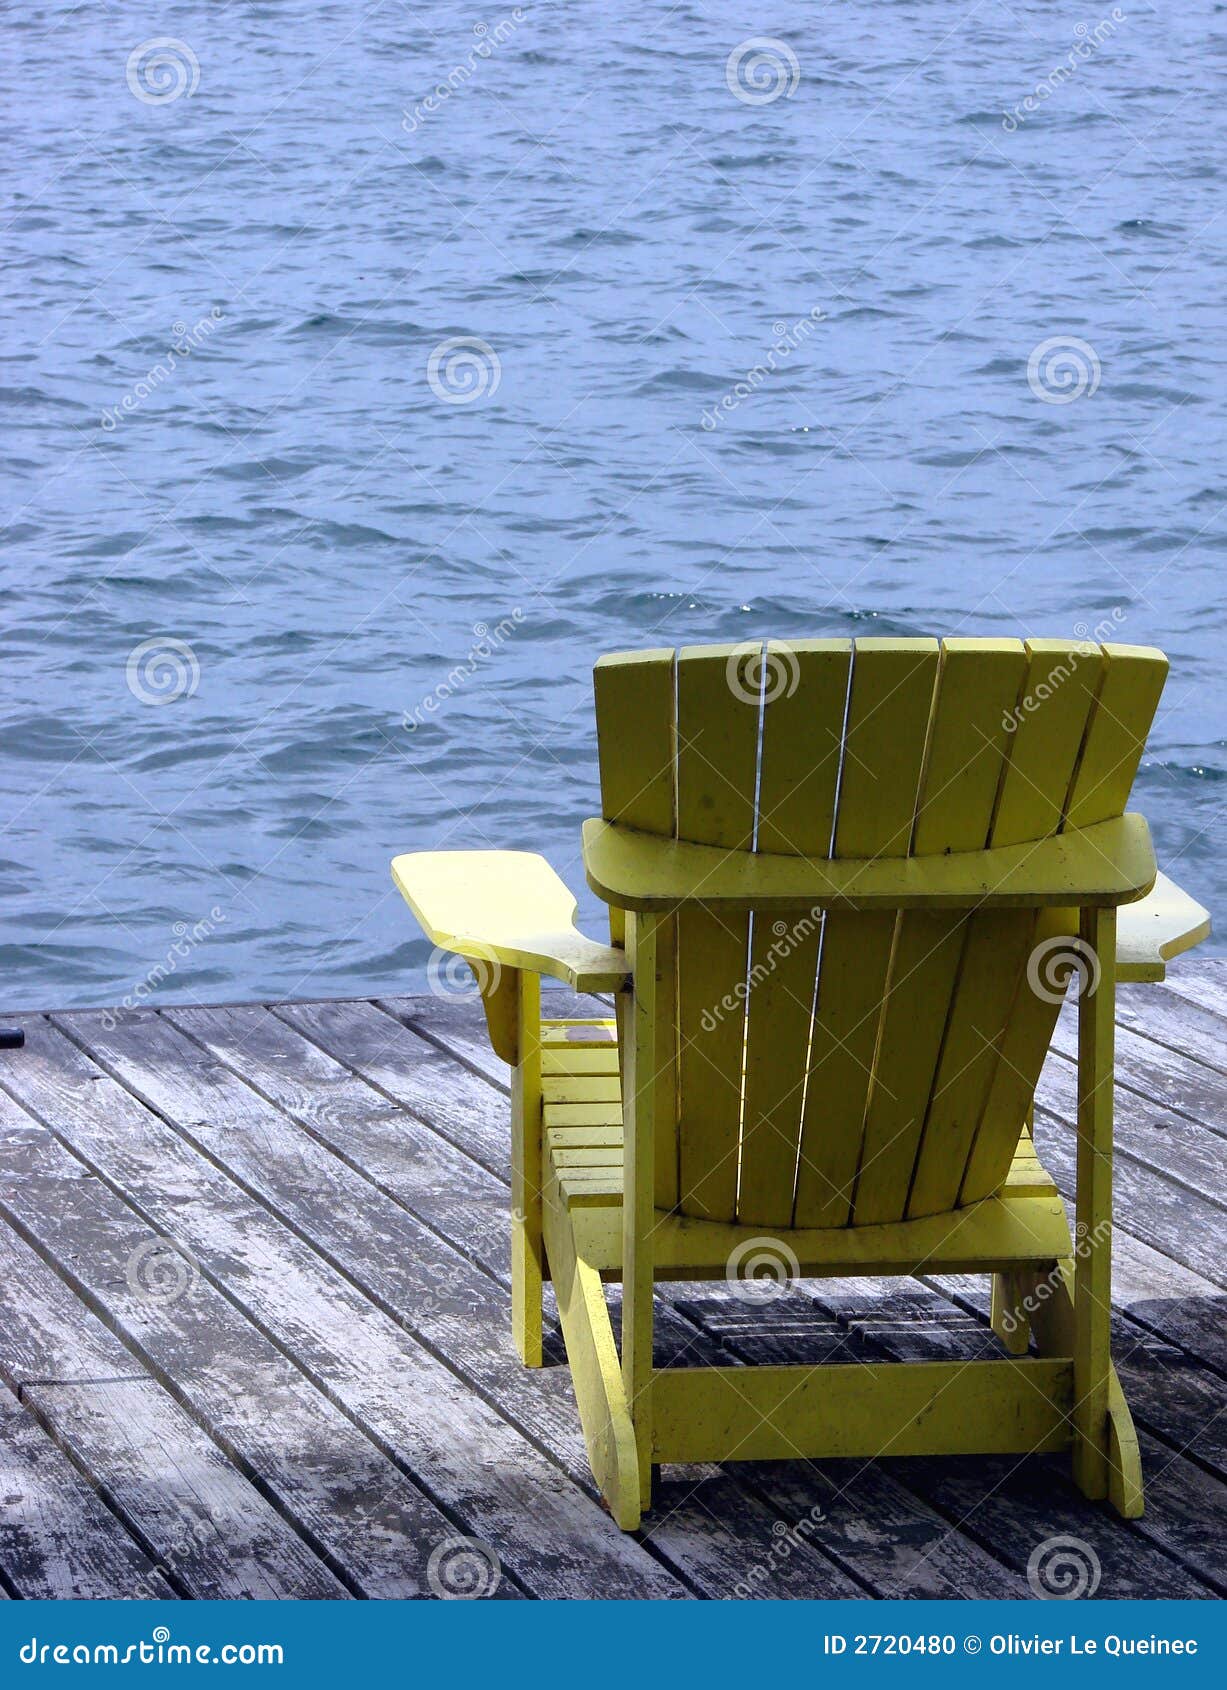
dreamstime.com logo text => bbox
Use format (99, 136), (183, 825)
(100, 908), (226, 1028)
(997, 1219), (1111, 1336)
(402, 11), (524, 133)
(1000, 608), (1125, 733)
(403, 611), (524, 729)
(732, 1504), (827, 1597)
(702, 907), (820, 1031)
(701, 308), (825, 430)
(1002, 12), (1126, 132)
(19, 1626), (283, 1667)
(102, 310), (224, 429)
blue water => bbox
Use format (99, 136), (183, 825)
(2, 1), (1223, 1008)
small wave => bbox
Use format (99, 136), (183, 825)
(633, 368), (729, 394)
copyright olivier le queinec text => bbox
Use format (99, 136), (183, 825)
(821, 1632), (1199, 1658)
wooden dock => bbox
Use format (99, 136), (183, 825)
(0, 966), (1223, 1600)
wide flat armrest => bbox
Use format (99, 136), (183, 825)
(1116, 870), (1211, 982)
(582, 813), (1156, 913)
(391, 850), (629, 993)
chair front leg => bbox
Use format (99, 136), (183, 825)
(1072, 905), (1115, 1500)
(510, 969), (545, 1366)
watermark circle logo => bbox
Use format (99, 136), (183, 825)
(1027, 1534), (1101, 1599)
(126, 39), (200, 105)
(151, 1628), (171, 1645)
(126, 1238), (200, 1304)
(427, 336), (501, 404)
(426, 944), (502, 1002)
(726, 38), (800, 106)
(426, 1535), (501, 1599)
(1027, 336), (1101, 404)
(726, 1235), (801, 1304)
(725, 641), (801, 705)
(1026, 935), (1101, 1005)
(126, 637), (200, 704)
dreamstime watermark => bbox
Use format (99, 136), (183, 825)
(393, 1255), (481, 1325)
(997, 1218), (1111, 1336)
(402, 11), (525, 133)
(1027, 1534), (1102, 1599)
(726, 1235), (801, 1304)
(426, 943), (502, 1002)
(427, 335), (501, 403)
(726, 37), (800, 105)
(725, 638), (802, 705)
(126, 38), (200, 104)
(732, 1504), (827, 1598)
(426, 1535), (502, 1598)
(403, 611), (524, 728)
(101, 909), (227, 1028)
(702, 907), (820, 1033)
(1000, 610), (1124, 732)
(1027, 934), (1102, 1005)
(701, 308), (825, 430)
(1027, 334), (1101, 403)
(101, 309), (224, 430)
(1002, 12), (1126, 131)
(125, 1237), (201, 1305)
(126, 636), (200, 703)
(127, 1512), (237, 1599)
(18, 1629), (282, 1667)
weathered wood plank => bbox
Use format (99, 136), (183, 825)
(0, 1380), (176, 1601)
(285, 999), (1040, 1598)
(665, 1296), (1028, 1600)
(1031, 1095), (1227, 1286)
(0, 1199), (346, 1600)
(30, 1010), (679, 1601)
(1114, 985), (1227, 1076)
(170, 1003), (873, 1597)
(927, 1273), (1227, 1482)
(1126, 1294), (1227, 1380)
(1037, 1041), (1227, 1217)
(388, 990), (609, 1090)
(167, 1003), (515, 1281)
(690, 1289), (1212, 1597)
(1, 971), (1220, 1601)
(29, 1381), (352, 1602)
(1158, 961), (1227, 1025)
(1050, 1009), (1226, 1159)
(1001, 1099), (1227, 1378)
(0, 1122), (507, 1600)
(698, 1279), (1214, 1598)
(291, 998), (513, 1170)
(811, 1279), (1223, 1595)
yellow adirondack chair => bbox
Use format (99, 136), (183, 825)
(392, 638), (1211, 1531)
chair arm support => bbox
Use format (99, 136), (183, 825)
(1116, 870), (1211, 982)
(582, 814), (1156, 913)
(391, 850), (629, 993)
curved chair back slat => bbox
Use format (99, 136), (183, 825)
(594, 637), (1166, 1226)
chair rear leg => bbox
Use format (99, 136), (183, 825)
(992, 1107), (1038, 1354)
(1106, 1369), (1144, 1517)
(1030, 1259), (1143, 1518)
(990, 1270), (1032, 1355)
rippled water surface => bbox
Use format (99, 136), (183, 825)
(2, 0), (1224, 1007)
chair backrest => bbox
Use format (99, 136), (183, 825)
(594, 638), (1166, 1228)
